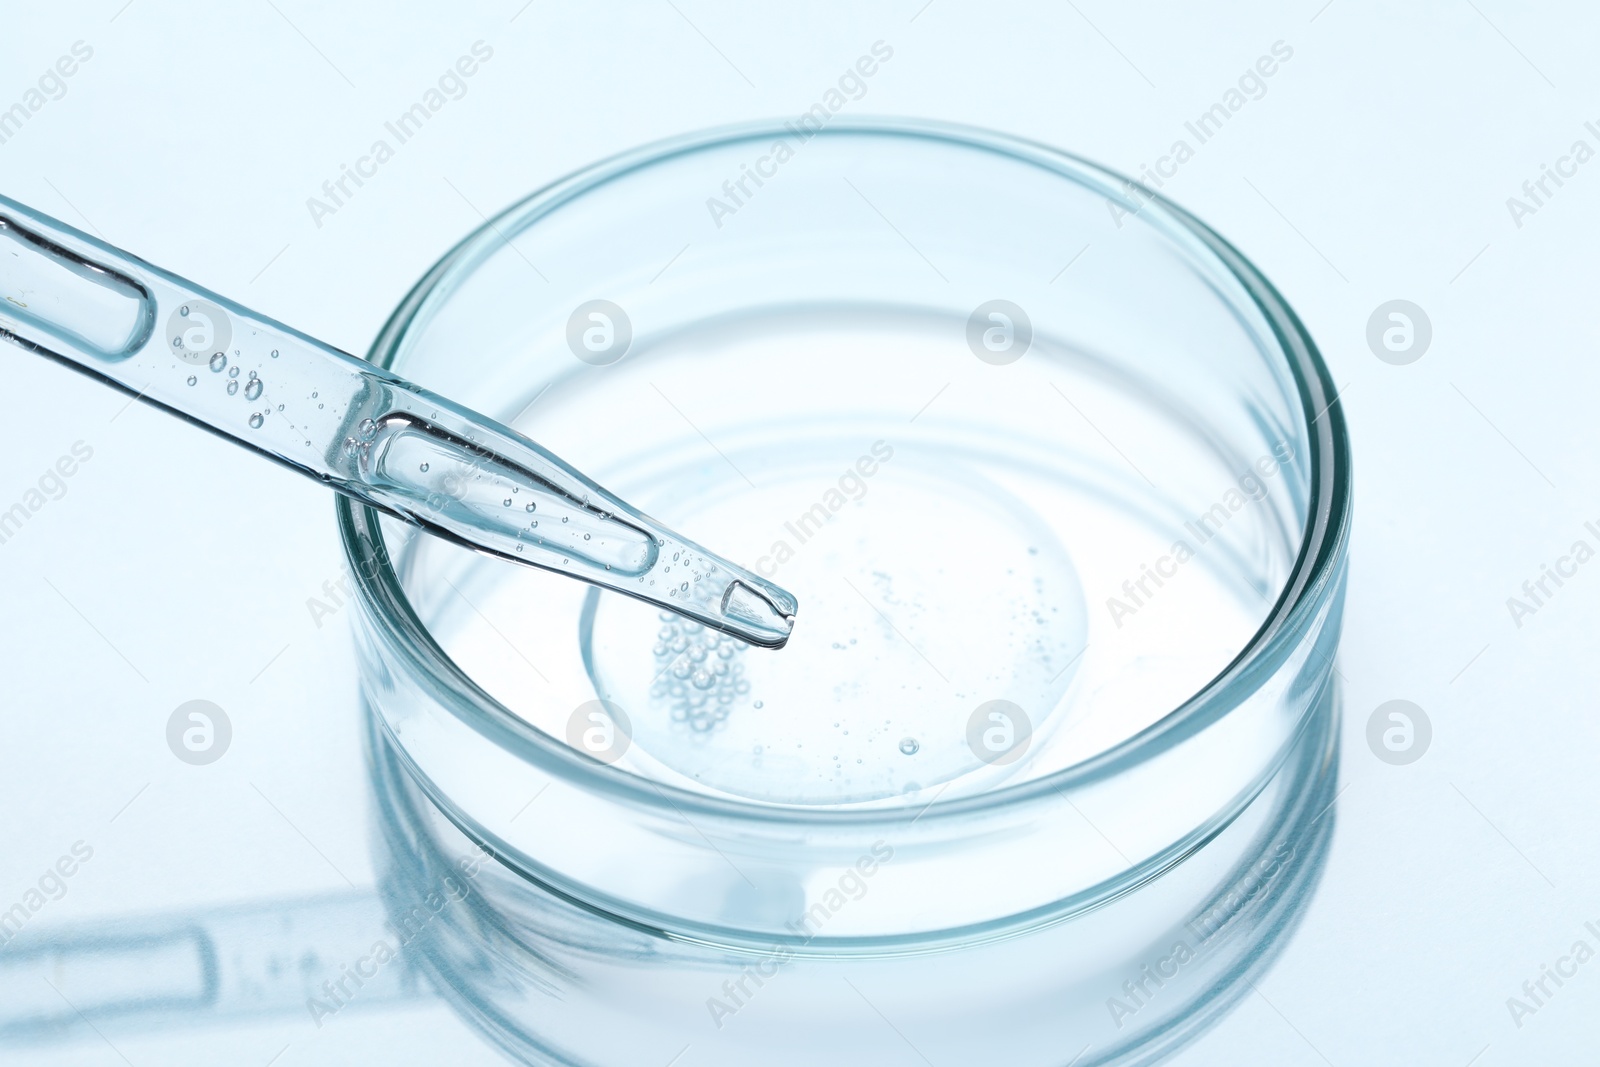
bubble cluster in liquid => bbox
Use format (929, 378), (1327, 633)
(169, 320), (276, 431)
(579, 426), (1093, 805)
(649, 610), (754, 732)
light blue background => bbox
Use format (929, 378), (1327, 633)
(1, 1), (1594, 1064)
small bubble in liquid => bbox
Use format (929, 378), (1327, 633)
(899, 737), (920, 756)
(270, 349), (279, 358)
(525, 502), (536, 512)
(561, 516), (568, 523)
(228, 366), (239, 378)
(311, 391), (318, 399)
(276, 404), (284, 412)
(226, 380), (239, 396)
(209, 352), (227, 372)
(753, 700), (764, 709)
(358, 418), (377, 440)
(180, 306), (190, 317)
(583, 533), (591, 540)
(248, 413), (264, 429)
(186, 375), (197, 386)
(419, 462), (430, 472)
(244, 378), (263, 401)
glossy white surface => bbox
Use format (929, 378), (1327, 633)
(0, 2), (1590, 1064)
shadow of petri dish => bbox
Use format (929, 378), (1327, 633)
(0, 686), (1335, 1064)
(363, 681), (1341, 1067)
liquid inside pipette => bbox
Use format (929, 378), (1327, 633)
(360, 413), (797, 647)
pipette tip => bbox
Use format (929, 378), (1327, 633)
(720, 578), (799, 650)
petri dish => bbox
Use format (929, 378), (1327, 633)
(340, 118), (1351, 1059)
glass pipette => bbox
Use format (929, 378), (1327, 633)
(0, 194), (797, 648)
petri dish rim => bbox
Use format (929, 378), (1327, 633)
(339, 115), (1353, 828)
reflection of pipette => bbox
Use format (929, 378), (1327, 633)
(0, 195), (797, 648)
(0, 892), (426, 1041)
